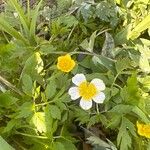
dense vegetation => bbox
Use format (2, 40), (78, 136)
(1, 0), (150, 149)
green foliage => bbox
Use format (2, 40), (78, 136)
(1, 0), (150, 149)
(117, 117), (133, 150)
(0, 136), (15, 150)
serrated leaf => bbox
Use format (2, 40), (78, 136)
(109, 104), (133, 114)
(115, 58), (131, 73)
(32, 112), (46, 133)
(109, 105), (149, 123)
(22, 74), (33, 96)
(107, 114), (121, 129)
(49, 105), (61, 120)
(122, 117), (137, 137)
(16, 102), (33, 118)
(45, 79), (57, 99)
(74, 107), (90, 125)
(60, 15), (78, 27)
(0, 93), (18, 108)
(44, 104), (53, 138)
(87, 114), (108, 128)
(40, 44), (56, 55)
(132, 106), (150, 123)
(22, 52), (44, 84)
(117, 117), (132, 150)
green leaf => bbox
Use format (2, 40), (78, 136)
(80, 31), (97, 52)
(109, 104), (149, 123)
(74, 107), (90, 125)
(138, 76), (150, 89)
(22, 74), (33, 96)
(92, 55), (116, 73)
(22, 52), (44, 85)
(45, 79), (57, 99)
(32, 112), (46, 133)
(128, 14), (150, 40)
(44, 104), (53, 138)
(53, 142), (65, 150)
(114, 26), (130, 45)
(80, 39), (89, 51)
(117, 117), (132, 150)
(30, 0), (43, 43)
(49, 105), (61, 120)
(102, 32), (115, 58)
(139, 54), (150, 73)
(109, 104), (133, 114)
(122, 117), (137, 137)
(107, 114), (121, 129)
(140, 38), (150, 46)
(132, 106), (150, 123)
(60, 15), (78, 27)
(0, 17), (28, 44)
(115, 58), (131, 73)
(127, 74), (139, 100)
(0, 136), (15, 150)
(87, 114), (108, 128)
(95, 1), (118, 26)
(0, 93), (18, 108)
(3, 119), (18, 133)
(15, 102), (34, 118)
(57, 139), (77, 150)
(88, 31), (97, 52)
(40, 44), (56, 55)
(8, 0), (30, 37)
(138, 45), (150, 73)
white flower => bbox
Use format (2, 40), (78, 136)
(68, 74), (106, 110)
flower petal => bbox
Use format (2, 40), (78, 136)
(93, 92), (105, 103)
(80, 98), (92, 110)
(91, 78), (105, 91)
(68, 87), (80, 100)
(72, 74), (86, 86)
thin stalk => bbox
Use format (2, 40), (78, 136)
(15, 131), (48, 139)
(0, 75), (23, 95)
(96, 103), (100, 114)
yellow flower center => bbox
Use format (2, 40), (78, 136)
(78, 81), (97, 100)
(57, 54), (75, 73)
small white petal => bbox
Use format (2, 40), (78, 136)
(91, 78), (105, 91)
(80, 98), (92, 110)
(72, 74), (86, 86)
(68, 87), (80, 100)
(93, 92), (105, 103)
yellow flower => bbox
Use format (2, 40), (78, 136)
(137, 121), (150, 138)
(68, 74), (106, 110)
(57, 54), (75, 73)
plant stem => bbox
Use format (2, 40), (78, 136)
(96, 103), (100, 114)
(15, 131), (48, 139)
(0, 75), (23, 95)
